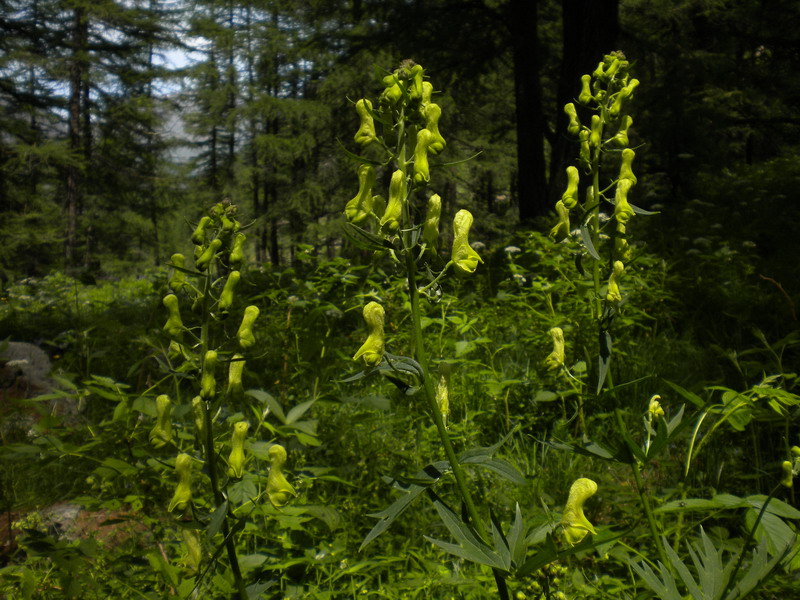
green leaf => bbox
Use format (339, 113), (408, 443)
(507, 503), (528, 568)
(460, 455), (526, 485)
(580, 223), (601, 260)
(286, 399), (316, 424)
(597, 329), (612, 393)
(246, 389), (286, 423)
(342, 222), (394, 252)
(425, 491), (509, 571)
(206, 501), (228, 541)
(662, 379), (706, 409)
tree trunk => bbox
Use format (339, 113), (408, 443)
(65, 7), (87, 266)
(549, 0), (619, 204)
(509, 0), (548, 223)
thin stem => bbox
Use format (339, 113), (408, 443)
(200, 269), (248, 600)
(615, 409), (669, 568)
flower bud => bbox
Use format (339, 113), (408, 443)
(619, 148), (637, 185)
(421, 81), (434, 105)
(168, 453), (193, 513)
(345, 164), (376, 224)
(195, 238), (222, 271)
(168, 254), (187, 293)
(564, 103), (581, 136)
(614, 179), (635, 224)
(578, 74), (593, 105)
(606, 260), (625, 303)
(354, 98), (378, 147)
(229, 232), (246, 268)
(191, 216), (213, 246)
(380, 170), (406, 234)
(436, 363), (451, 425)
(163, 294), (184, 341)
(648, 394), (665, 419)
(423, 194), (442, 250)
(218, 271), (240, 313)
(182, 529), (202, 573)
(611, 115), (633, 147)
(267, 444), (296, 508)
(561, 478), (598, 544)
(579, 130), (591, 169)
(353, 301), (385, 367)
(561, 166), (580, 209)
(408, 63), (424, 99)
(192, 396), (205, 441)
(237, 305), (259, 349)
(545, 327), (565, 370)
(610, 79), (639, 118)
(451, 210), (483, 275)
(423, 103), (446, 154)
(781, 461), (794, 488)
(589, 115), (602, 148)
(413, 129), (434, 185)
(227, 354), (245, 398)
(615, 222), (632, 262)
(150, 394), (173, 448)
(200, 350), (218, 399)
(549, 201), (570, 243)
(380, 74), (402, 105)
(227, 421), (249, 479)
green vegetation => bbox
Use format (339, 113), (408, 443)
(2, 1), (800, 599)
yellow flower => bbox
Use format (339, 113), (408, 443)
(606, 261), (625, 303)
(227, 421), (249, 479)
(168, 453), (193, 513)
(353, 302), (385, 367)
(561, 478), (598, 544)
(267, 444), (296, 508)
(451, 210), (483, 275)
(545, 327), (565, 370)
(648, 394), (665, 419)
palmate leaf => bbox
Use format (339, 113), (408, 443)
(424, 490), (510, 572)
(630, 530), (793, 600)
(359, 462), (448, 551)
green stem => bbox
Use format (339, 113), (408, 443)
(405, 251), (508, 600)
(615, 409), (669, 568)
(199, 270), (248, 600)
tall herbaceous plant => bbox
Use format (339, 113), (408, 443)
(341, 61), (607, 600)
(156, 201), (294, 599)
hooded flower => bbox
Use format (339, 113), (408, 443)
(451, 210), (483, 275)
(267, 444), (296, 508)
(562, 478), (598, 544)
(353, 302), (385, 367)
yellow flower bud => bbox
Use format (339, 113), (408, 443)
(229, 232), (246, 268)
(436, 363), (451, 426)
(648, 394), (665, 419)
(614, 179), (635, 224)
(561, 166), (580, 209)
(545, 327), (565, 370)
(578, 74), (593, 105)
(267, 444), (296, 508)
(423, 103), (446, 154)
(162, 294), (183, 341)
(564, 103), (581, 136)
(380, 169), (406, 234)
(451, 209), (483, 275)
(421, 81), (434, 105)
(345, 164), (376, 224)
(353, 301), (385, 367)
(168, 453), (193, 513)
(414, 129), (434, 185)
(191, 216), (212, 246)
(611, 115), (633, 147)
(182, 529), (203, 573)
(237, 305), (259, 349)
(549, 200), (570, 243)
(610, 79), (639, 118)
(217, 270), (240, 313)
(150, 394), (173, 448)
(192, 396), (205, 442)
(590, 114), (602, 148)
(781, 461), (794, 488)
(200, 350), (218, 399)
(227, 421), (249, 479)
(619, 148), (637, 185)
(354, 98), (378, 147)
(195, 238), (222, 271)
(606, 261), (625, 303)
(615, 222), (632, 262)
(579, 129), (591, 168)
(792, 446), (800, 457)
(423, 194), (442, 250)
(227, 354), (245, 398)
(561, 478), (598, 544)
(168, 253), (187, 293)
